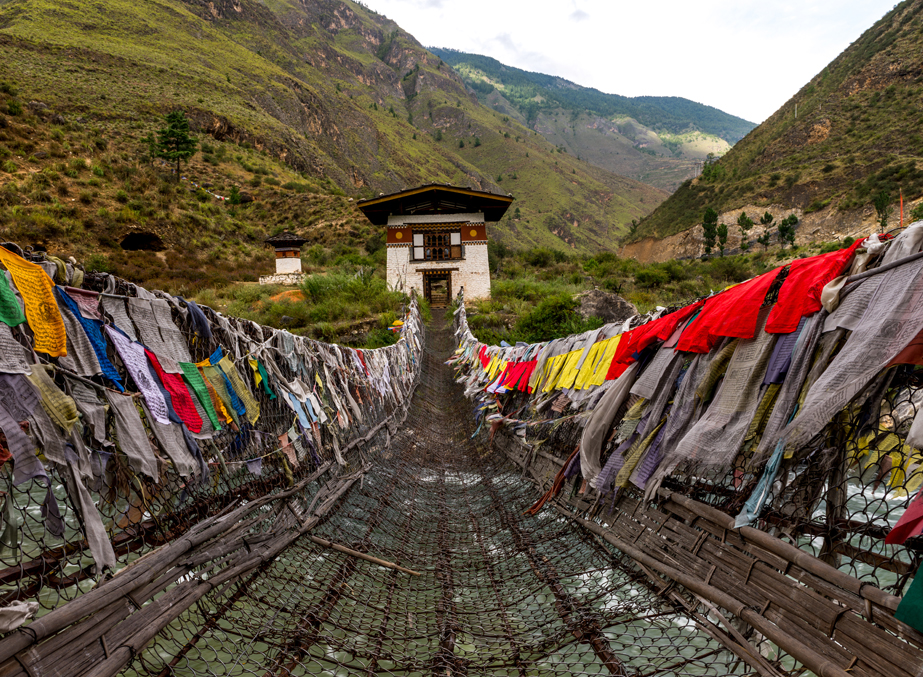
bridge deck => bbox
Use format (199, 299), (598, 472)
(122, 311), (741, 676)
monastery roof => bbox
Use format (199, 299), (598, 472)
(264, 231), (308, 246)
(356, 183), (514, 226)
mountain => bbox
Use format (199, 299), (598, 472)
(0, 0), (667, 256)
(430, 48), (757, 192)
(626, 0), (923, 255)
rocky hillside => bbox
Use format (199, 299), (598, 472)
(0, 0), (667, 255)
(626, 0), (923, 257)
(431, 48), (756, 192)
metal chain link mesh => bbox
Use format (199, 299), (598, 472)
(122, 310), (748, 676)
(0, 270), (414, 618)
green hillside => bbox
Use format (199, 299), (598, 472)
(430, 48), (755, 142)
(0, 0), (666, 256)
(631, 0), (923, 241)
(431, 47), (754, 191)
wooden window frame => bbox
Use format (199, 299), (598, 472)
(411, 229), (464, 261)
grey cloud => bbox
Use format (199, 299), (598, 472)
(570, 9), (589, 21)
(490, 32), (518, 51)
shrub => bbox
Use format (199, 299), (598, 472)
(304, 244), (328, 265)
(635, 267), (669, 288)
(910, 203), (923, 223)
(282, 181), (311, 193)
(364, 326), (399, 348)
(514, 294), (600, 343)
(523, 247), (567, 267)
(84, 253), (110, 272)
(6, 100), (22, 116)
(115, 189), (129, 203)
(705, 257), (752, 283)
(661, 260), (688, 282)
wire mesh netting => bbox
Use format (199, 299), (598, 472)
(125, 310), (748, 677)
(446, 233), (923, 676)
(490, 363), (923, 598)
(0, 252), (421, 621)
(5, 234), (923, 676)
(457, 277), (923, 600)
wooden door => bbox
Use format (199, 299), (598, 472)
(425, 273), (450, 307)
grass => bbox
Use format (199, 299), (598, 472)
(0, 0), (667, 257)
(0, 82), (393, 295)
(190, 258), (407, 347)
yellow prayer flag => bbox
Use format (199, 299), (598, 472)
(248, 358), (263, 387)
(0, 247), (67, 357)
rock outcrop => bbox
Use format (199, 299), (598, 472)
(575, 289), (637, 325)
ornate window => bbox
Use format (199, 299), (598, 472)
(412, 230), (463, 261)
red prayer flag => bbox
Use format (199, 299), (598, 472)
(765, 238), (864, 334)
(675, 269), (782, 354)
(604, 301), (703, 380)
(886, 486), (923, 545)
(145, 349), (204, 433)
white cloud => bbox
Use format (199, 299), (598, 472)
(364, 0), (896, 123)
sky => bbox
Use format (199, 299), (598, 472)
(363, 0), (897, 124)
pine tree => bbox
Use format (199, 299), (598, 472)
(717, 223), (728, 257)
(156, 111), (198, 180)
(702, 207), (718, 258)
(777, 215), (798, 249)
(737, 212), (754, 251)
(873, 191), (892, 229)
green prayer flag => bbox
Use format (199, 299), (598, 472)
(180, 362), (222, 431)
(257, 360), (276, 399)
(0, 273), (26, 328)
(897, 569), (923, 633)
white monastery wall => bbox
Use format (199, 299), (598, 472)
(386, 243), (490, 300)
(384, 212), (491, 300)
(276, 257), (303, 274)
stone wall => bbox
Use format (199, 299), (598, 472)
(259, 272), (305, 286)
(386, 245), (411, 293)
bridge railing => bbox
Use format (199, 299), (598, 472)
(450, 233), (923, 677)
(0, 244), (423, 629)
